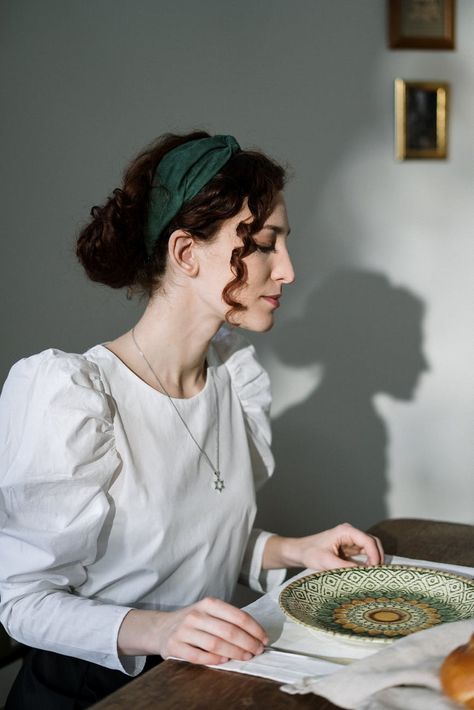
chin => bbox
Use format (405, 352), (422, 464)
(227, 302), (277, 332)
(237, 317), (275, 333)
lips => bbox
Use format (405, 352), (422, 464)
(262, 295), (281, 308)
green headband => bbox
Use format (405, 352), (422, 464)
(144, 134), (241, 255)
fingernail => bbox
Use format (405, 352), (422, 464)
(220, 657), (229, 663)
(257, 645), (264, 654)
(263, 636), (269, 645)
(243, 652), (252, 661)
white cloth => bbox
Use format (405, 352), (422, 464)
(205, 648), (343, 685)
(0, 326), (285, 675)
(281, 619), (473, 710)
(208, 556), (474, 687)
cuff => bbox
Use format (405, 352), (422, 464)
(118, 653), (147, 676)
(114, 608), (147, 676)
(239, 529), (286, 594)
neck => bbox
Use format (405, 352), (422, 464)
(130, 288), (224, 398)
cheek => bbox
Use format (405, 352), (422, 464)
(244, 257), (268, 287)
(203, 246), (233, 280)
(203, 254), (239, 304)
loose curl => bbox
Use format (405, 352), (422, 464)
(76, 131), (286, 323)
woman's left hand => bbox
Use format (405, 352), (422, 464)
(263, 523), (384, 571)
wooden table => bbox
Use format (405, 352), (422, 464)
(92, 518), (474, 710)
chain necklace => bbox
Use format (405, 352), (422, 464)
(131, 328), (225, 492)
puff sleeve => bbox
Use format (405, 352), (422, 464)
(214, 328), (286, 592)
(215, 327), (274, 489)
(0, 350), (142, 675)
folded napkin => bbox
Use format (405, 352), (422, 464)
(281, 619), (473, 710)
(386, 554), (474, 579)
(207, 648), (342, 685)
(207, 555), (474, 686)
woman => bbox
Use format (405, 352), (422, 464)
(0, 131), (383, 708)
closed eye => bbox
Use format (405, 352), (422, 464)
(254, 242), (276, 254)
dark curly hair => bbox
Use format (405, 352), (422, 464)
(76, 131), (287, 323)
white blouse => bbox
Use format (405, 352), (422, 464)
(0, 326), (284, 675)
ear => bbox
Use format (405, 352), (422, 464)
(167, 229), (199, 277)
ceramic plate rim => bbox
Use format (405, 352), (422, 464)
(278, 564), (474, 645)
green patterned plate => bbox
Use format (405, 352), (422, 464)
(279, 565), (474, 645)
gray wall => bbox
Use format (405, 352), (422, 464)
(1, 1), (473, 545)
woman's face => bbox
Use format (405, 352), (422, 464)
(195, 192), (295, 331)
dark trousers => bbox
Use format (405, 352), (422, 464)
(6, 648), (162, 709)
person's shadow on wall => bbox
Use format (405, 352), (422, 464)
(256, 269), (429, 539)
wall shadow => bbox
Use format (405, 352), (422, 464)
(256, 269), (428, 537)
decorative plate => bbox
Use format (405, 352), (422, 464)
(279, 565), (474, 645)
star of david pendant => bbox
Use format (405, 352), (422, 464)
(213, 470), (225, 492)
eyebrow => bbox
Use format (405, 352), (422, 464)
(262, 224), (291, 236)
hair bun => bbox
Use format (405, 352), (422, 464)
(76, 187), (146, 289)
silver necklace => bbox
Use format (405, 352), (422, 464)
(131, 328), (224, 492)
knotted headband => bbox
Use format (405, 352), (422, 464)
(144, 134), (241, 255)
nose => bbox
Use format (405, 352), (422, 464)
(273, 244), (295, 285)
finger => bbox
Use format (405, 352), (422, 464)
(338, 526), (383, 565)
(170, 640), (229, 666)
(322, 554), (359, 570)
(317, 550), (360, 570)
(186, 613), (265, 656)
(373, 535), (385, 563)
(182, 627), (261, 662)
(341, 543), (362, 558)
(362, 534), (384, 565)
(196, 598), (268, 644)
(341, 537), (383, 564)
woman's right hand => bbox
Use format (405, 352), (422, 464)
(118, 598), (269, 665)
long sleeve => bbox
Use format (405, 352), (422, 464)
(0, 350), (143, 675)
(239, 528), (286, 593)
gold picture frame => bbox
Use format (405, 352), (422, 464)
(395, 79), (449, 160)
(388, 0), (455, 50)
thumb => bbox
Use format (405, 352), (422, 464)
(325, 556), (359, 570)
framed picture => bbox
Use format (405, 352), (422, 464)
(388, 0), (455, 49)
(394, 79), (449, 160)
